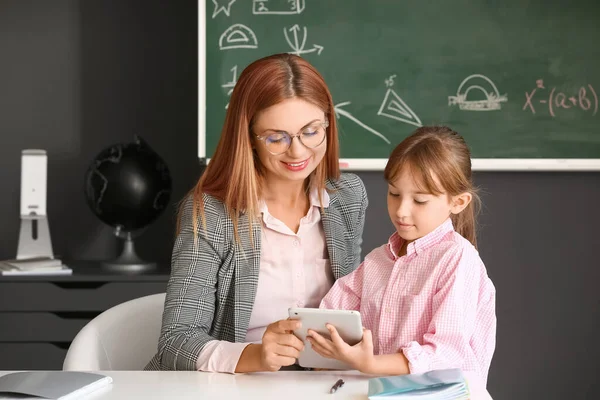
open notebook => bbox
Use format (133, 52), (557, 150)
(0, 371), (112, 400)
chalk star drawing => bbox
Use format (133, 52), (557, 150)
(219, 24), (258, 50)
(448, 74), (507, 111)
(212, 0), (236, 18)
(377, 75), (422, 127)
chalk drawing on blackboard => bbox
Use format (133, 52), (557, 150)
(522, 79), (598, 117)
(335, 102), (391, 144)
(284, 25), (324, 56)
(222, 65), (238, 109)
(219, 24), (258, 50)
(448, 74), (507, 111)
(377, 75), (422, 128)
(253, 0), (305, 15)
(212, 0), (236, 18)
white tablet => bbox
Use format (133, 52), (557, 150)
(288, 307), (363, 370)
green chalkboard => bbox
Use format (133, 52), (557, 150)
(200, 0), (600, 170)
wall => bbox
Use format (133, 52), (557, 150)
(0, 0), (200, 265)
(0, 1), (598, 399)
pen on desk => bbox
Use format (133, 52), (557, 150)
(329, 378), (344, 394)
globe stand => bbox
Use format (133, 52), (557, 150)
(102, 229), (156, 273)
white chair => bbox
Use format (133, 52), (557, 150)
(63, 292), (166, 371)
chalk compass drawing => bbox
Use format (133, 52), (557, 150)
(335, 102), (390, 144)
(448, 74), (507, 111)
(377, 75), (422, 127)
(212, 0), (236, 18)
(253, 0), (305, 15)
(219, 24), (258, 50)
(523, 79), (598, 117)
(284, 25), (324, 56)
(222, 65), (239, 109)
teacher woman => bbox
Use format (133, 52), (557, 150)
(145, 53), (368, 373)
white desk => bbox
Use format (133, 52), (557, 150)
(0, 370), (492, 399)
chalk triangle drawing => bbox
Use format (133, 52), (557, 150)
(377, 89), (422, 127)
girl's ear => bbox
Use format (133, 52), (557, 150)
(450, 192), (472, 214)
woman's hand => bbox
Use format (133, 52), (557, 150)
(259, 319), (305, 371)
(307, 324), (375, 372)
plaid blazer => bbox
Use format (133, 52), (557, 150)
(145, 173), (368, 371)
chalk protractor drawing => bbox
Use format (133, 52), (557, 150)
(448, 74), (507, 111)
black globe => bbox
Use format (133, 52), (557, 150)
(84, 136), (172, 232)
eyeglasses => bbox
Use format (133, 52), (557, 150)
(255, 119), (329, 155)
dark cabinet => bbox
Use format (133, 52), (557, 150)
(0, 262), (169, 370)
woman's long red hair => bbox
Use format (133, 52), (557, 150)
(180, 53), (340, 240)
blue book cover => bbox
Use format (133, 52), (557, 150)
(368, 368), (470, 399)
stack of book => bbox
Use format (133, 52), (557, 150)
(0, 257), (72, 276)
(368, 368), (470, 399)
(0, 371), (112, 399)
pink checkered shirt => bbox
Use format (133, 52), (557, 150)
(320, 218), (496, 384)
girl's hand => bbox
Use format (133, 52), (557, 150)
(259, 319), (305, 371)
(307, 324), (374, 372)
